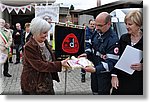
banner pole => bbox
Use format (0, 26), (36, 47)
(64, 69), (67, 95)
(64, 55), (71, 95)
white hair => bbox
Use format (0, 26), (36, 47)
(30, 17), (50, 36)
(0, 18), (5, 28)
(0, 18), (5, 23)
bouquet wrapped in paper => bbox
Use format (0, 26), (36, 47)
(67, 56), (94, 69)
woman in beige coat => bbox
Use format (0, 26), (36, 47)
(0, 18), (12, 77)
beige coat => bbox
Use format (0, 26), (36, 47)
(0, 29), (12, 55)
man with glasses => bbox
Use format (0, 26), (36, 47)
(79, 12), (119, 95)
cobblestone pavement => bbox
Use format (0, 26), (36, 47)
(1, 61), (92, 95)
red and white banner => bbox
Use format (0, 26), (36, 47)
(7, 6), (13, 13)
(0, 3), (6, 12)
(20, 7), (26, 13)
(14, 7), (20, 14)
(54, 25), (85, 60)
(0, 3), (32, 14)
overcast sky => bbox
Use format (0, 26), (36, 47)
(55, 0), (119, 10)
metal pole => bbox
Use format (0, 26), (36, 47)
(64, 56), (70, 95)
(64, 69), (67, 95)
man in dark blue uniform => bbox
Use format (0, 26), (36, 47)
(81, 19), (95, 82)
(79, 12), (119, 95)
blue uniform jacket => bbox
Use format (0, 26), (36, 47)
(85, 28), (119, 74)
(85, 26), (95, 49)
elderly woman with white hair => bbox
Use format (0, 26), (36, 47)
(21, 17), (69, 95)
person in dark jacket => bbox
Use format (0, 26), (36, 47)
(21, 17), (69, 95)
(79, 12), (119, 95)
(111, 10), (143, 95)
(81, 19), (95, 82)
(12, 23), (24, 64)
(22, 23), (32, 52)
(23, 23), (32, 44)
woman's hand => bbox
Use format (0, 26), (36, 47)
(130, 63), (143, 71)
(111, 76), (119, 89)
(61, 58), (70, 70)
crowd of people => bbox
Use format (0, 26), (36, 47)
(0, 9), (143, 95)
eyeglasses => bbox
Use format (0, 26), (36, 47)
(90, 23), (95, 25)
(95, 23), (107, 27)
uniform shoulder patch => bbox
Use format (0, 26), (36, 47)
(114, 47), (119, 54)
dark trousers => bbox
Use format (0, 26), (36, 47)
(15, 44), (21, 62)
(81, 68), (86, 75)
(3, 58), (9, 75)
(91, 72), (111, 95)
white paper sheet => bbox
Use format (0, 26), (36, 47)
(114, 45), (143, 75)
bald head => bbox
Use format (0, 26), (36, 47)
(16, 23), (21, 30)
(0, 18), (5, 28)
(0, 18), (5, 23)
(95, 12), (111, 33)
(96, 12), (111, 24)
